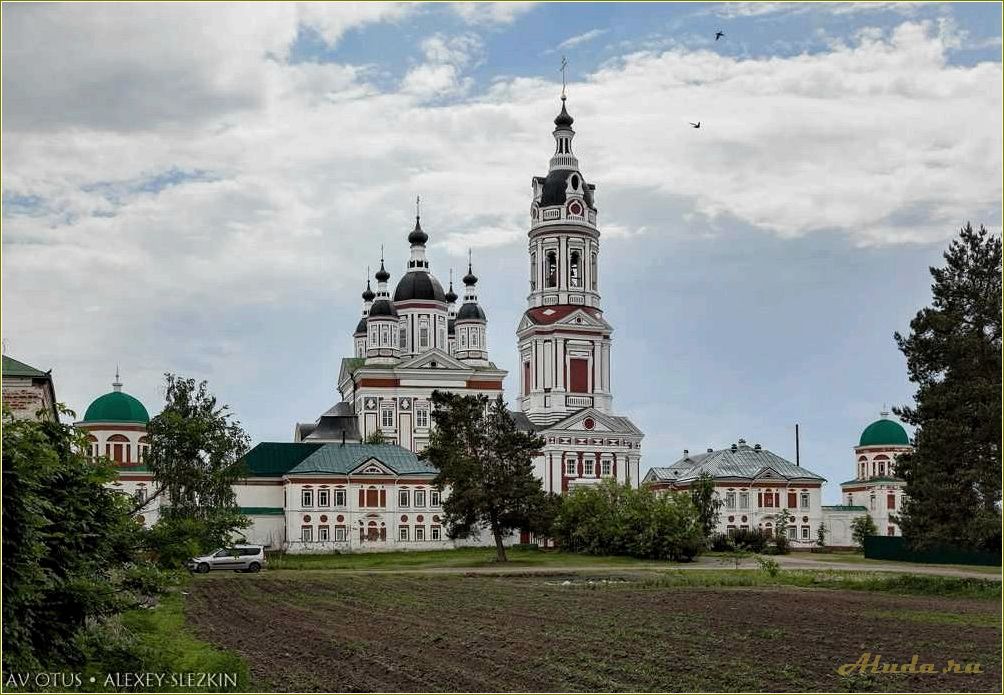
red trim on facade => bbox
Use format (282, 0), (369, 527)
(466, 380), (504, 390)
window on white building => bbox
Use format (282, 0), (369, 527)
(725, 491), (736, 509)
(416, 526), (425, 541)
(134, 488), (147, 506)
(801, 526), (810, 540)
(416, 408), (429, 428)
(301, 489), (313, 508)
(430, 490), (441, 506)
(414, 490), (426, 507)
(399, 526), (409, 541)
(739, 492), (749, 509)
(601, 459), (612, 476)
(419, 323), (429, 349)
(334, 489), (346, 507)
(565, 459), (576, 476)
(870, 494), (876, 510)
(318, 525), (330, 542)
(301, 526), (313, 542)
(334, 526), (346, 541)
(787, 526), (797, 540)
(800, 492), (810, 509)
(399, 490), (409, 507)
(431, 525), (441, 541)
(381, 408), (394, 428)
(318, 489), (330, 507)
(584, 459), (595, 476)
(400, 326), (407, 349)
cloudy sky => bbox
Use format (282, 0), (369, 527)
(3, 1), (1001, 500)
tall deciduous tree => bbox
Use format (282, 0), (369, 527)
(690, 472), (723, 540)
(143, 374), (251, 566)
(893, 223), (1002, 551)
(422, 392), (548, 562)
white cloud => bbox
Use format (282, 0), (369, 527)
(2, 9), (1000, 425)
(712, 2), (932, 19)
(557, 29), (609, 51)
(450, 2), (537, 25)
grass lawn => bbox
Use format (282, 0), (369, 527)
(183, 569), (1002, 692)
(264, 545), (666, 571)
(78, 588), (252, 693)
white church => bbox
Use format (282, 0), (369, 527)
(94, 95), (644, 552)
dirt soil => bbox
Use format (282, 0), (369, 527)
(184, 573), (1002, 692)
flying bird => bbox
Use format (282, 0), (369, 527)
(689, 121), (701, 129)
(715, 30), (725, 41)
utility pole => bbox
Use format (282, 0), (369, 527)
(795, 423), (800, 467)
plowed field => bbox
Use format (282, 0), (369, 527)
(185, 572), (1001, 692)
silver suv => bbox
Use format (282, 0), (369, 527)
(188, 545), (266, 573)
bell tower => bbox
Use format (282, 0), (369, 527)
(518, 95), (614, 426)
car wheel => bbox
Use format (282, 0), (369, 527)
(197, 562), (210, 574)
(248, 562), (261, 573)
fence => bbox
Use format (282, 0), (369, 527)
(864, 535), (1001, 566)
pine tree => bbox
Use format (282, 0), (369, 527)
(422, 392), (547, 562)
(893, 223), (1002, 551)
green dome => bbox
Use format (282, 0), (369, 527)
(83, 390), (150, 424)
(859, 418), (909, 447)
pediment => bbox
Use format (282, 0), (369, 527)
(350, 458), (394, 476)
(753, 466), (783, 481)
(398, 349), (471, 372)
(549, 408), (620, 433)
(553, 309), (610, 329)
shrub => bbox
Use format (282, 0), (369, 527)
(552, 481), (706, 561)
(755, 555), (781, 577)
(711, 528), (770, 553)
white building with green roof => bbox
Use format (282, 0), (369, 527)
(824, 411), (913, 546)
(235, 441), (492, 552)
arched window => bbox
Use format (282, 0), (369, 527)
(87, 434), (98, 459)
(530, 252), (536, 291)
(419, 322), (429, 349)
(399, 326), (407, 350)
(590, 252), (597, 290)
(106, 434), (129, 464)
(546, 251), (557, 288)
(569, 250), (581, 288)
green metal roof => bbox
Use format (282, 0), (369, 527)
(822, 505), (868, 512)
(82, 391), (150, 424)
(840, 476), (904, 486)
(289, 443), (436, 476)
(240, 442), (436, 477)
(2, 355), (49, 378)
(859, 418), (909, 446)
(241, 442), (323, 477)
(647, 442), (826, 484)
(239, 506), (285, 516)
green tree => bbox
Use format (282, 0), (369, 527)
(364, 428), (387, 444)
(893, 223), (1002, 551)
(422, 392), (547, 562)
(2, 405), (154, 671)
(143, 374), (251, 567)
(689, 472), (723, 540)
(851, 513), (877, 549)
(772, 508), (793, 554)
(816, 522), (827, 549)
(553, 480), (706, 561)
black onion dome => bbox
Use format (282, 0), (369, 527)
(354, 317), (368, 334)
(408, 217), (428, 245)
(368, 299), (398, 318)
(375, 260), (390, 283)
(463, 265), (478, 286)
(554, 99), (574, 128)
(393, 271), (446, 302)
(539, 169), (595, 208)
(456, 302), (487, 321)
(445, 281), (458, 304)
(361, 280), (375, 302)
